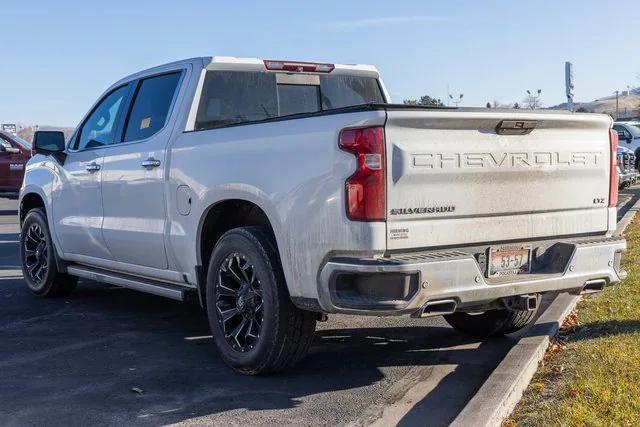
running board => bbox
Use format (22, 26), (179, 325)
(66, 265), (192, 301)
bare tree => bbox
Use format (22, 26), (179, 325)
(523, 90), (543, 109)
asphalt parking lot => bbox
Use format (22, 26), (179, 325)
(1, 188), (638, 426)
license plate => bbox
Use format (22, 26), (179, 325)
(488, 246), (531, 277)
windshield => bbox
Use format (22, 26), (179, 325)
(11, 134), (31, 149)
(0, 131), (31, 149)
(195, 71), (385, 130)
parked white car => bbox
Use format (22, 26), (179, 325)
(19, 56), (627, 374)
(613, 121), (640, 168)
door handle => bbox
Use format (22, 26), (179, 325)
(141, 158), (161, 168)
(85, 162), (101, 172)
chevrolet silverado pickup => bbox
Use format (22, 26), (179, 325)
(19, 56), (626, 374)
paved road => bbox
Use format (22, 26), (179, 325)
(1, 189), (638, 426)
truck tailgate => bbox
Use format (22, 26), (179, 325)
(384, 109), (613, 250)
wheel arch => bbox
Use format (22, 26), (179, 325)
(19, 189), (68, 274)
(19, 191), (47, 226)
(196, 198), (280, 306)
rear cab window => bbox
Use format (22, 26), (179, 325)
(195, 71), (385, 131)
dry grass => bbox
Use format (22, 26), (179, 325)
(507, 218), (640, 426)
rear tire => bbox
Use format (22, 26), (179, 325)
(206, 226), (316, 375)
(20, 208), (77, 297)
(444, 298), (540, 337)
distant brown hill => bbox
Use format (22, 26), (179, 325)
(550, 90), (640, 119)
(16, 126), (74, 143)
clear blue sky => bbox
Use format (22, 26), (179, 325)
(1, 0), (638, 126)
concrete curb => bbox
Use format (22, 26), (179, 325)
(450, 294), (579, 427)
(450, 194), (640, 427)
(615, 192), (640, 237)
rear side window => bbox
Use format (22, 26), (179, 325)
(123, 72), (181, 142)
(195, 71), (277, 130)
(195, 71), (384, 131)
(319, 75), (385, 109)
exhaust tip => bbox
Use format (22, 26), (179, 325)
(414, 299), (458, 318)
(581, 279), (607, 294)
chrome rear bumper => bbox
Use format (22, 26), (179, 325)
(317, 236), (627, 316)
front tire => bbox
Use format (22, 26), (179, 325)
(20, 208), (77, 297)
(444, 299), (540, 337)
(206, 226), (316, 375)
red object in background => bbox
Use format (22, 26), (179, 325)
(0, 131), (32, 194)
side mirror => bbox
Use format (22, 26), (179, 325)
(0, 145), (18, 155)
(33, 131), (66, 163)
(33, 131), (65, 153)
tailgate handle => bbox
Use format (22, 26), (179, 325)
(495, 120), (537, 135)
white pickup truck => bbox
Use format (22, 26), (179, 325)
(20, 56), (626, 374)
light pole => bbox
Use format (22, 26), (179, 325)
(614, 90), (619, 120)
(526, 89), (542, 109)
(449, 93), (464, 107)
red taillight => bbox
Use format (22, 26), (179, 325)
(339, 126), (386, 221)
(263, 60), (334, 73)
(609, 128), (619, 207)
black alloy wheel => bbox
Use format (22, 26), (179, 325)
(205, 226), (317, 374)
(20, 208), (77, 297)
(23, 223), (49, 285)
(215, 253), (264, 353)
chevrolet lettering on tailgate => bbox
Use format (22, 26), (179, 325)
(412, 151), (602, 169)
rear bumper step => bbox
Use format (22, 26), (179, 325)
(318, 236), (626, 316)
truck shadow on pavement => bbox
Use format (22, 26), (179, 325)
(0, 277), (519, 426)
